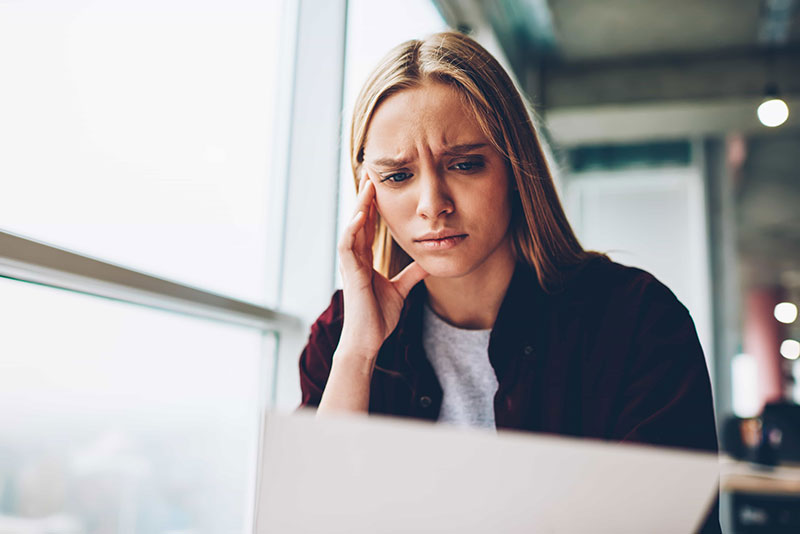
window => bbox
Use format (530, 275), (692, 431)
(0, 0), (287, 306)
(0, 278), (272, 533)
(0, 0), (294, 531)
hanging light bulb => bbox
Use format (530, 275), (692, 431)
(757, 82), (789, 127)
(774, 301), (798, 324)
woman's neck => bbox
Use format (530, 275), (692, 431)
(423, 237), (516, 330)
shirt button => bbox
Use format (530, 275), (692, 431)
(523, 345), (534, 355)
(419, 395), (432, 408)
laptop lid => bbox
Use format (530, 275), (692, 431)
(255, 410), (718, 533)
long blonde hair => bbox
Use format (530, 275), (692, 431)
(350, 31), (603, 292)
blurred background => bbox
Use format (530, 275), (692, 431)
(0, 0), (798, 532)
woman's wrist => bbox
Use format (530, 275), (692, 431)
(318, 345), (375, 414)
(333, 340), (378, 366)
(337, 326), (381, 361)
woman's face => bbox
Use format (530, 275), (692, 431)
(362, 81), (514, 278)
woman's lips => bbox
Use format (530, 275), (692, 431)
(416, 234), (467, 250)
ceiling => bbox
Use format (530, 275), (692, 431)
(548, 0), (794, 62)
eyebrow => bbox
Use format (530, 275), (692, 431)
(442, 143), (489, 155)
(367, 143), (489, 168)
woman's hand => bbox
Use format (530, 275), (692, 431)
(337, 170), (429, 359)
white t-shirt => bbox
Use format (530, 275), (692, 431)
(421, 301), (499, 430)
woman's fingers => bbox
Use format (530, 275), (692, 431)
(353, 180), (372, 254)
(354, 171), (372, 215)
(361, 170), (379, 253)
(338, 209), (366, 271)
(366, 194), (377, 249)
(340, 170), (376, 273)
(354, 178), (376, 257)
(390, 261), (429, 299)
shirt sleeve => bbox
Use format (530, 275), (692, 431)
(297, 290), (344, 410)
(611, 273), (719, 453)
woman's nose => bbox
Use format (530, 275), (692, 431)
(415, 171), (453, 220)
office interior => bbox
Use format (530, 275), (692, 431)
(0, 0), (798, 532)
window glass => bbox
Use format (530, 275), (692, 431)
(335, 0), (447, 286)
(0, 0), (287, 305)
(0, 277), (271, 533)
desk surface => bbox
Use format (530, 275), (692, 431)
(721, 457), (800, 496)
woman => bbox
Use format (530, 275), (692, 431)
(298, 30), (719, 529)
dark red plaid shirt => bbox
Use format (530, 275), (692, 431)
(298, 257), (720, 530)
(299, 257), (717, 450)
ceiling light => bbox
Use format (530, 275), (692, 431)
(757, 83), (789, 127)
(774, 302), (798, 324)
(780, 339), (800, 360)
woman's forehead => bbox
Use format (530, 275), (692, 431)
(369, 82), (475, 132)
(364, 83), (489, 161)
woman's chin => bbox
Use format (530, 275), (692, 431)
(414, 256), (473, 279)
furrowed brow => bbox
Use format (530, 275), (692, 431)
(442, 143), (489, 155)
(367, 143), (488, 167)
(369, 156), (412, 168)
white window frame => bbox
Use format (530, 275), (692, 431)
(0, 0), (347, 409)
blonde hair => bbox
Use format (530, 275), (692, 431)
(350, 31), (604, 292)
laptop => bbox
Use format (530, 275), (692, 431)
(255, 409), (718, 533)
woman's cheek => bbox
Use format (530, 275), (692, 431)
(376, 189), (419, 251)
(379, 214), (417, 259)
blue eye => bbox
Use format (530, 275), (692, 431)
(382, 172), (412, 183)
(451, 160), (484, 172)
